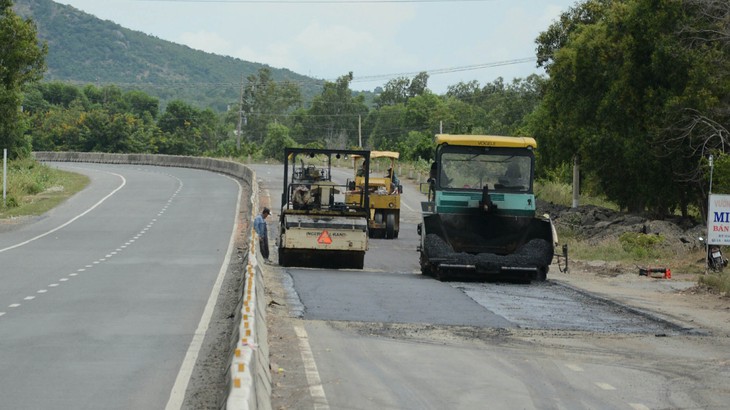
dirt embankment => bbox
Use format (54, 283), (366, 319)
(539, 202), (705, 248)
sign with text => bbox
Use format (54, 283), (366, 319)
(708, 194), (730, 245)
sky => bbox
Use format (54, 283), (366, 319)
(57, 0), (578, 94)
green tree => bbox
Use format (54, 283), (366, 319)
(375, 72), (430, 108)
(299, 72), (368, 148)
(261, 122), (296, 161)
(530, 0), (728, 216)
(366, 104), (406, 150)
(0, 0), (47, 158)
(446, 76), (544, 135)
(156, 100), (214, 155)
(242, 67), (302, 144)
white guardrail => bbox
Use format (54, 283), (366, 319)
(32, 152), (272, 410)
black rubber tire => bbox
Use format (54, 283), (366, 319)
(385, 213), (395, 239)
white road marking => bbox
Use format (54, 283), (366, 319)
(629, 404), (651, 410)
(0, 312), (5, 317)
(70, 273), (78, 277)
(37, 290), (47, 294)
(23, 296), (35, 301)
(565, 364), (584, 372)
(294, 325), (330, 410)
(595, 382), (616, 390)
(49, 284), (59, 287)
(9, 304), (20, 308)
(59, 278), (68, 282)
(0, 172), (127, 253)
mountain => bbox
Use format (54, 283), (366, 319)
(12, 0), (326, 111)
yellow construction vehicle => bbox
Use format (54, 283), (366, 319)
(278, 148), (371, 269)
(418, 134), (563, 282)
(345, 151), (402, 239)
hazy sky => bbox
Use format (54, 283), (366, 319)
(57, 0), (578, 93)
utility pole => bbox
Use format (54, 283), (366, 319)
(3, 149), (7, 207)
(572, 155), (580, 208)
(236, 73), (244, 151)
(358, 115), (362, 148)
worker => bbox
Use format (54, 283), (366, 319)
(356, 160), (368, 177)
(292, 185), (313, 210)
(253, 207), (271, 262)
(387, 167), (400, 193)
(501, 162), (523, 187)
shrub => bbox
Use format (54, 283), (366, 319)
(619, 232), (665, 259)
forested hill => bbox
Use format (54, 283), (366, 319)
(12, 0), (325, 111)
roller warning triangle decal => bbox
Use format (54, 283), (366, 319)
(317, 230), (333, 244)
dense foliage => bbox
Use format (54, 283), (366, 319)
(20, 68), (541, 163)
(0, 0), (46, 157)
(529, 0), (730, 218)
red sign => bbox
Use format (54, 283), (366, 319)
(317, 230), (332, 245)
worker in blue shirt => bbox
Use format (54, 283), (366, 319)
(253, 207), (270, 261)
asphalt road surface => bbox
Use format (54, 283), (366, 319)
(251, 162), (730, 410)
(0, 163), (241, 410)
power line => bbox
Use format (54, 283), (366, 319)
(49, 57), (538, 91)
(349, 58), (536, 83)
(136, 0), (498, 4)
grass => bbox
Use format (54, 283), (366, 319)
(0, 158), (89, 219)
(535, 179), (620, 211)
(699, 272), (730, 296)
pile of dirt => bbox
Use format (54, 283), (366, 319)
(537, 202), (706, 254)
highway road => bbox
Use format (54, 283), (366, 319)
(3, 160), (729, 410)
(252, 162), (730, 410)
(0, 163), (241, 410)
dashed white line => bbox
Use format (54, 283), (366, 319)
(1, 170), (184, 322)
(629, 404), (651, 410)
(595, 382), (616, 390)
(294, 325), (330, 410)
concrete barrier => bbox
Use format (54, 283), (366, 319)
(32, 152), (271, 410)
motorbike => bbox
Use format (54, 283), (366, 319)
(699, 237), (728, 272)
